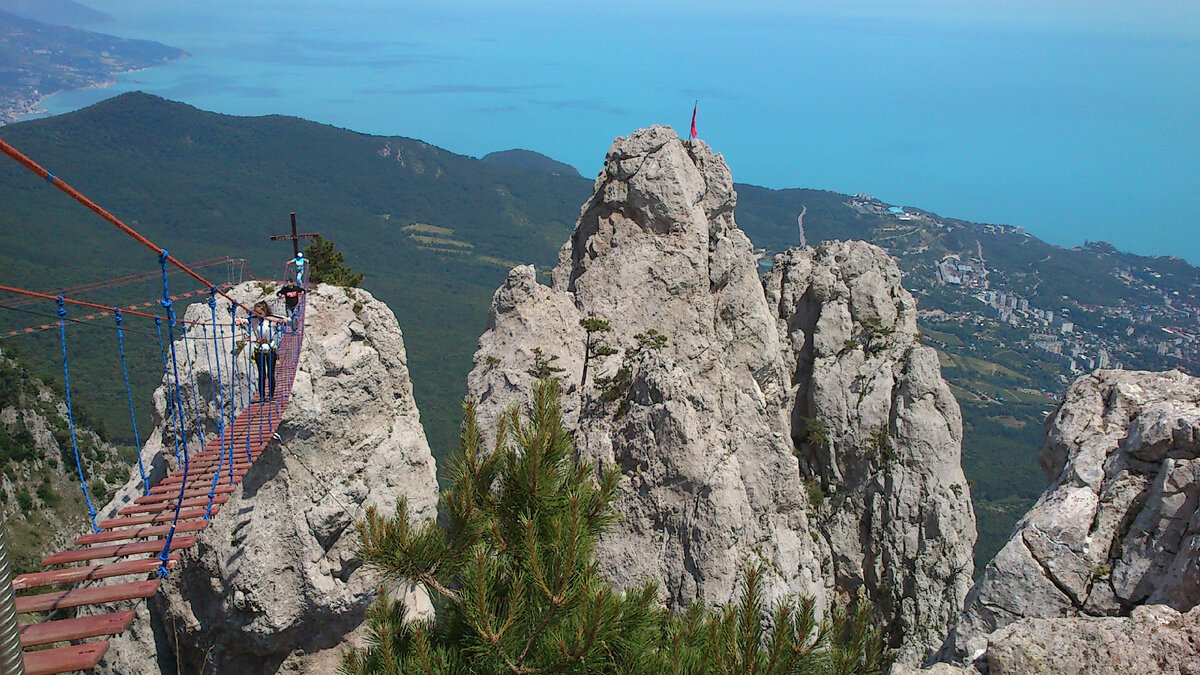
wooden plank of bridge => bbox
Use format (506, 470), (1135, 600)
(147, 478), (236, 495)
(181, 454), (258, 468)
(75, 519), (209, 546)
(41, 537), (196, 567)
(118, 494), (228, 516)
(16, 580), (160, 614)
(99, 507), (216, 529)
(22, 642), (109, 675)
(174, 444), (261, 461)
(19, 610), (135, 647)
(154, 461), (254, 480)
(12, 557), (178, 592)
(154, 468), (249, 489)
(133, 485), (236, 505)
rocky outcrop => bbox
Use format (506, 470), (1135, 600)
(767, 243), (976, 662)
(468, 127), (824, 616)
(936, 369), (1200, 667)
(92, 282), (439, 674)
(466, 126), (975, 662)
(905, 604), (1200, 674)
(976, 604), (1200, 674)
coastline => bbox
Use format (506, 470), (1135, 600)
(2, 81), (110, 126)
(1, 61), (181, 126)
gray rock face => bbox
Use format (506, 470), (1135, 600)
(766, 242), (976, 663)
(92, 282), (439, 674)
(890, 663), (972, 675)
(937, 369), (1200, 666)
(977, 604), (1200, 675)
(468, 127), (823, 615)
(466, 126), (975, 662)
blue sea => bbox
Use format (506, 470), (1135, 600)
(29, 1), (1200, 263)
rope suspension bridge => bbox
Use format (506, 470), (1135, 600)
(0, 138), (310, 675)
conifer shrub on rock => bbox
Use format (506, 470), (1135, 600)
(342, 379), (892, 674)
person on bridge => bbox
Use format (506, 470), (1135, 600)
(240, 301), (283, 402)
(276, 277), (305, 320)
(292, 252), (307, 287)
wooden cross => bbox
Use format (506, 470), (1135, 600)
(269, 212), (320, 257)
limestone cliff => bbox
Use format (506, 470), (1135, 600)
(935, 369), (1200, 669)
(465, 126), (975, 662)
(91, 282), (439, 674)
(767, 242), (976, 662)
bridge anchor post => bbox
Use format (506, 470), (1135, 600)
(0, 514), (26, 675)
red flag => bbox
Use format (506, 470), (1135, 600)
(690, 102), (698, 139)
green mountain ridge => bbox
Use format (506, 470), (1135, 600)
(2, 92), (1198, 568)
(481, 148), (582, 178)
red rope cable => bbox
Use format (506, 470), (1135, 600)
(1, 256), (243, 309)
(0, 138), (249, 313)
(0, 284), (223, 327)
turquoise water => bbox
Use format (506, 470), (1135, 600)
(30, 2), (1200, 263)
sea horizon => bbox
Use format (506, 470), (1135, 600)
(21, 0), (1200, 265)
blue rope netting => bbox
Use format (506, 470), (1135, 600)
(155, 316), (183, 463)
(114, 309), (149, 496)
(204, 289), (228, 519)
(200, 316), (229, 491)
(254, 314), (266, 452)
(240, 309), (255, 463)
(181, 325), (207, 444)
(157, 250), (193, 577)
(57, 297), (100, 533)
(225, 304), (238, 484)
(200, 323), (218, 428)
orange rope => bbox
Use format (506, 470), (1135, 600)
(1, 256), (247, 308)
(0, 138), (249, 313)
(0, 284), (225, 327)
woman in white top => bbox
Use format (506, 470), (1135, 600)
(244, 301), (283, 402)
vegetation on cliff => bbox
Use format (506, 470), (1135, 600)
(304, 236), (365, 287)
(343, 380), (890, 674)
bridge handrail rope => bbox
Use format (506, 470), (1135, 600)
(156, 251), (193, 578)
(0, 303), (163, 339)
(114, 309), (149, 497)
(0, 283), (218, 328)
(0, 138), (249, 315)
(56, 298), (100, 534)
(0, 256), (247, 310)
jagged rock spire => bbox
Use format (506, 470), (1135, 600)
(468, 125), (976, 662)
